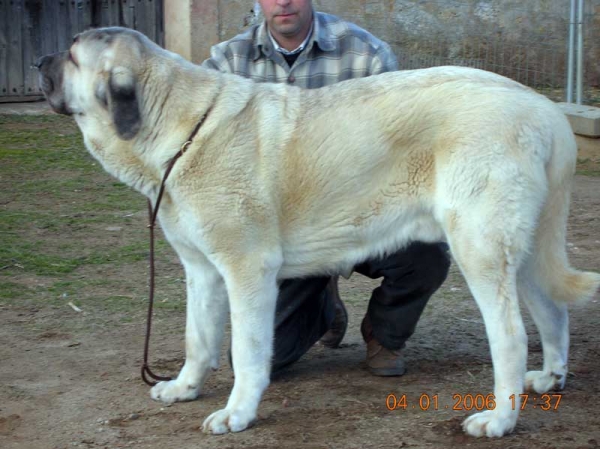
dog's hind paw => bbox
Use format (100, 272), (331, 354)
(462, 410), (517, 438)
(525, 370), (566, 394)
(150, 380), (200, 404)
(202, 408), (256, 434)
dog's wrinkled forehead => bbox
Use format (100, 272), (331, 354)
(74, 27), (143, 69)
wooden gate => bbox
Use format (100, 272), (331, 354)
(0, 0), (163, 102)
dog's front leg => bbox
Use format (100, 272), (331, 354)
(151, 254), (228, 404)
(202, 254), (280, 434)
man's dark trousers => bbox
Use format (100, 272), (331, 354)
(271, 241), (451, 372)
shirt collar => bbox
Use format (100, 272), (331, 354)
(253, 10), (336, 60)
(268, 23), (313, 56)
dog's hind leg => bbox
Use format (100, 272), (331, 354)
(518, 270), (569, 393)
(151, 253), (228, 404)
(457, 251), (526, 438)
(519, 162), (599, 394)
(202, 251), (282, 434)
(442, 195), (534, 437)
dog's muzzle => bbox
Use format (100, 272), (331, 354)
(35, 51), (72, 116)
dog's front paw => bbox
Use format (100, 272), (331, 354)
(202, 408), (256, 434)
(525, 370), (566, 394)
(462, 410), (517, 438)
(150, 379), (200, 405)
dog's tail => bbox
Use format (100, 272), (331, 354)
(531, 119), (600, 304)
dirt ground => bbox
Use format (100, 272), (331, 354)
(1, 114), (599, 449)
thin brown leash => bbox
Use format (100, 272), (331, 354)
(141, 112), (210, 386)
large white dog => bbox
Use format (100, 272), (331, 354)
(37, 27), (599, 437)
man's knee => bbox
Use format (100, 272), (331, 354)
(403, 242), (451, 290)
(364, 242), (451, 349)
(365, 242), (450, 307)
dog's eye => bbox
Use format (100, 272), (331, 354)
(73, 34), (80, 44)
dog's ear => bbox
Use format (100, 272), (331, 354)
(107, 67), (141, 140)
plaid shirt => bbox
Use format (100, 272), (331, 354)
(201, 11), (398, 89)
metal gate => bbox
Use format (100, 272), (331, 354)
(0, 0), (164, 102)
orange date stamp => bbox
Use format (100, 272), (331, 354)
(386, 393), (562, 411)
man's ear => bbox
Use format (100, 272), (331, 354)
(107, 67), (141, 140)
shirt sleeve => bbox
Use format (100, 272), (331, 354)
(200, 45), (234, 74)
(369, 42), (399, 75)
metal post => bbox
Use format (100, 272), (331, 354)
(576, 0), (584, 104)
(567, 0), (576, 103)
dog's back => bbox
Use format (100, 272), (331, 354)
(268, 68), (584, 281)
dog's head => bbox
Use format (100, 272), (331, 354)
(36, 27), (149, 140)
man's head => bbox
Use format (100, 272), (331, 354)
(258, 0), (313, 51)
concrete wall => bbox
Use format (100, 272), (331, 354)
(316, 0), (600, 87)
(165, 0), (600, 87)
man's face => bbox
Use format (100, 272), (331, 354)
(258, 0), (313, 40)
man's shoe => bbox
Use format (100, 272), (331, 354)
(360, 314), (406, 376)
(366, 338), (407, 376)
(319, 276), (348, 348)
